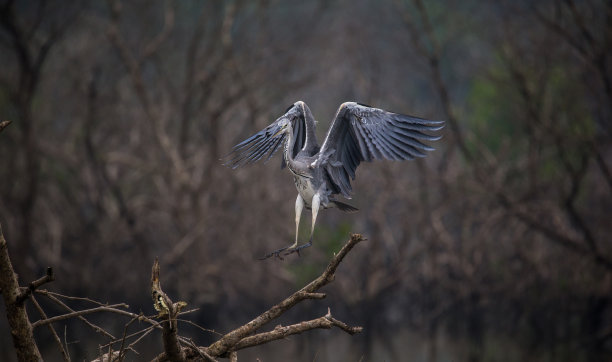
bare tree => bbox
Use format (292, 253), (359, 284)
(0, 216), (363, 361)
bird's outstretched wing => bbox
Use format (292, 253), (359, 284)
(317, 102), (444, 197)
(223, 102), (307, 169)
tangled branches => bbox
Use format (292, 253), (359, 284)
(0, 226), (364, 361)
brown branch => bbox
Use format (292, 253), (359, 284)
(232, 308), (362, 351)
(0, 119), (11, 133)
(182, 339), (218, 362)
(17, 266), (54, 303)
(140, 0), (175, 62)
(30, 294), (70, 362)
(116, 316), (139, 361)
(206, 234), (365, 357)
(31, 303), (130, 328)
(152, 258), (186, 361)
(35, 289), (117, 340)
(91, 351), (120, 362)
(0, 223), (43, 360)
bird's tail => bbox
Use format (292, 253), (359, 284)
(331, 200), (359, 213)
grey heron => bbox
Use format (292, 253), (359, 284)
(225, 101), (443, 258)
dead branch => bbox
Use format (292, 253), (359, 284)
(0, 120), (11, 133)
(0, 223), (43, 361)
(30, 294), (70, 362)
(2, 226), (364, 361)
(149, 234), (364, 361)
(232, 308), (363, 351)
(35, 289), (117, 340)
(206, 233), (365, 357)
(152, 258), (187, 361)
(91, 351), (120, 362)
(17, 266), (54, 303)
(31, 303), (130, 328)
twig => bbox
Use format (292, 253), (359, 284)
(175, 318), (222, 337)
(37, 289), (118, 306)
(232, 308), (362, 351)
(182, 339), (218, 362)
(91, 351), (120, 362)
(17, 267), (54, 304)
(36, 289), (117, 340)
(117, 316), (139, 361)
(64, 325), (72, 361)
(30, 294), (70, 362)
(0, 120), (11, 133)
(98, 323), (158, 352)
(32, 304), (130, 328)
(36, 290), (161, 327)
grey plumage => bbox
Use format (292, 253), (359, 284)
(225, 101), (443, 258)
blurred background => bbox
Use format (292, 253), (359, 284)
(1, 0), (611, 361)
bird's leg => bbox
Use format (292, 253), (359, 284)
(293, 194), (304, 248)
(284, 193), (319, 256)
(261, 194), (304, 259)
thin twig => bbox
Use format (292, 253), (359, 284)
(36, 289), (117, 340)
(0, 120), (11, 133)
(37, 289), (116, 307)
(64, 325), (72, 362)
(117, 316), (139, 361)
(30, 294), (70, 362)
(17, 267), (54, 303)
(32, 304), (130, 328)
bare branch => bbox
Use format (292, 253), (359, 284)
(0, 120), (11, 133)
(35, 289), (117, 340)
(17, 266), (54, 303)
(232, 308), (362, 351)
(151, 258), (186, 361)
(31, 303), (130, 328)
(0, 223), (43, 360)
(207, 234), (365, 356)
(91, 351), (120, 362)
(30, 294), (70, 362)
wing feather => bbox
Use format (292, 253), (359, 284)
(224, 102), (311, 169)
(318, 102), (444, 197)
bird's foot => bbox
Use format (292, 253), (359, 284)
(283, 241), (312, 257)
(259, 242), (313, 260)
(259, 246), (291, 260)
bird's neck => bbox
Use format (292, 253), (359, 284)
(284, 124), (296, 165)
(303, 106), (318, 153)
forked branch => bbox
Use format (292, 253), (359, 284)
(206, 233), (365, 357)
(152, 234), (365, 360)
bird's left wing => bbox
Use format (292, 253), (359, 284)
(223, 103), (306, 169)
(317, 102), (444, 197)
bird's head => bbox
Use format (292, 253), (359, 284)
(272, 117), (292, 137)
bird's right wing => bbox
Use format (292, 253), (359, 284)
(317, 102), (444, 197)
(223, 103), (306, 169)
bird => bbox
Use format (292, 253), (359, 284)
(224, 101), (444, 258)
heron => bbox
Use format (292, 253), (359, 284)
(225, 101), (443, 258)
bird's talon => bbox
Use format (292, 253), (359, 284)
(282, 242), (312, 256)
(259, 246), (290, 260)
